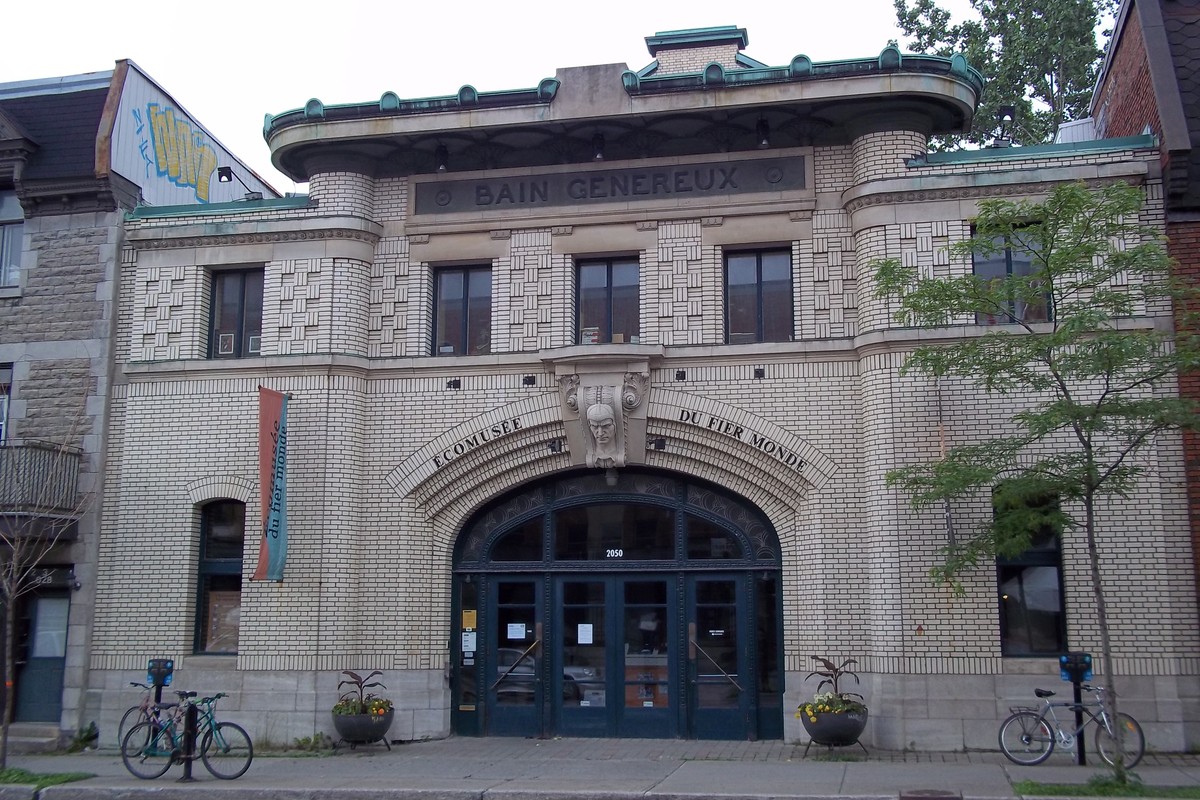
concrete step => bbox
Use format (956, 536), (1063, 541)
(6, 722), (61, 753)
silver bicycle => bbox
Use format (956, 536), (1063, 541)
(998, 684), (1144, 768)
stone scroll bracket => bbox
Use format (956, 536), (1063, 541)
(556, 367), (650, 470)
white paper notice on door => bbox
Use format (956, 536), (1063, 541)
(461, 631), (477, 653)
(507, 623), (526, 640)
(578, 623), (593, 644)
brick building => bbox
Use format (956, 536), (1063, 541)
(1082, 0), (1200, 616)
(91, 27), (1198, 750)
(0, 61), (275, 746)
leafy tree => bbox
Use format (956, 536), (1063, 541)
(873, 181), (1200, 782)
(894, 0), (1117, 147)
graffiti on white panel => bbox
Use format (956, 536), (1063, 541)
(136, 103), (218, 203)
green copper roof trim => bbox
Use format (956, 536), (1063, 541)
(907, 134), (1158, 166)
(620, 47), (984, 96)
(265, 78), (561, 139)
(126, 195), (312, 220)
(645, 26), (749, 56)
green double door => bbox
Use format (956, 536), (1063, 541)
(486, 573), (753, 739)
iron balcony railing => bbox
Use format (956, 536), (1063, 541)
(0, 442), (82, 515)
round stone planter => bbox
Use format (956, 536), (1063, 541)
(800, 709), (868, 748)
(332, 709), (394, 749)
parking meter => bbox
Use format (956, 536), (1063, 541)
(147, 658), (174, 704)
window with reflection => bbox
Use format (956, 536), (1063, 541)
(725, 249), (793, 344)
(686, 515), (742, 559)
(195, 500), (244, 654)
(973, 229), (1050, 325)
(492, 517), (543, 561)
(577, 257), (639, 344)
(554, 504), (674, 560)
(210, 268), (264, 359)
(561, 581), (605, 706)
(995, 487), (1065, 656)
(435, 266), (492, 355)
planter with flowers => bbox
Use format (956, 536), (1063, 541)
(331, 670), (394, 750)
(796, 656), (868, 754)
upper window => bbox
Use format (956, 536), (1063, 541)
(0, 364), (10, 443)
(435, 266), (491, 356)
(577, 257), (639, 344)
(995, 487), (1065, 656)
(0, 223), (21, 288)
(725, 249), (793, 344)
(195, 500), (244, 654)
(973, 232), (1050, 325)
(210, 268), (263, 358)
(0, 192), (23, 288)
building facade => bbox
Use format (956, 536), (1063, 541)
(0, 60), (275, 745)
(92, 28), (1199, 750)
(1082, 0), (1200, 616)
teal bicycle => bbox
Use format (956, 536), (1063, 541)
(120, 690), (253, 779)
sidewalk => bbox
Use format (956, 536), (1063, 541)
(7, 737), (1200, 800)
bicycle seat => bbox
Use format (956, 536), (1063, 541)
(175, 690), (198, 699)
(1035, 688), (1055, 698)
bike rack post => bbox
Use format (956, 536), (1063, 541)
(178, 701), (198, 782)
(1060, 652), (1093, 766)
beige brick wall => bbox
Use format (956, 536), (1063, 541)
(94, 141), (1200, 749)
(654, 44), (744, 74)
(852, 130), (928, 184)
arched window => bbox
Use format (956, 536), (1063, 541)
(195, 500), (245, 653)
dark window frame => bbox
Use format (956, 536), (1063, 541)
(433, 265), (492, 356)
(576, 256), (640, 344)
(972, 228), (1051, 325)
(194, 499), (245, 654)
(723, 248), (794, 344)
(208, 267), (264, 359)
(995, 488), (1066, 657)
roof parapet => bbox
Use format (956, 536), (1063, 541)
(265, 78), (561, 140)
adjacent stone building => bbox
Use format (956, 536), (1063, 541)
(0, 61), (275, 745)
(92, 27), (1198, 750)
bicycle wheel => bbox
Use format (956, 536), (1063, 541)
(201, 721), (253, 779)
(999, 711), (1054, 765)
(116, 705), (143, 748)
(120, 721), (176, 779)
(1095, 712), (1145, 769)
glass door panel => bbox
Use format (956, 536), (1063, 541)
(688, 577), (750, 739)
(619, 579), (673, 737)
(486, 579), (541, 736)
(557, 580), (607, 736)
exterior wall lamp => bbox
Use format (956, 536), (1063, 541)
(216, 166), (263, 201)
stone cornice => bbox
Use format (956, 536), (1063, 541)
(125, 225), (381, 251)
(843, 161), (1151, 219)
(125, 215), (383, 251)
(16, 176), (135, 216)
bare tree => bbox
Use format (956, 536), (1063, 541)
(0, 413), (90, 766)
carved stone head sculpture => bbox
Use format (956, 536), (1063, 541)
(583, 390), (625, 468)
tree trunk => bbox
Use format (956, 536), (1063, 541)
(2, 589), (14, 769)
(1085, 492), (1125, 783)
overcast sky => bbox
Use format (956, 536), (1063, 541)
(4, 0), (974, 194)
